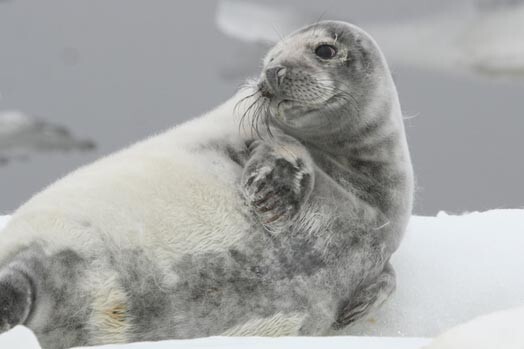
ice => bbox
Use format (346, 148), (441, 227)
(0, 209), (523, 348)
(426, 305), (524, 349)
(77, 336), (429, 349)
(345, 209), (524, 337)
(0, 110), (95, 165)
(367, 3), (524, 77)
(0, 326), (40, 348)
(215, 0), (307, 44)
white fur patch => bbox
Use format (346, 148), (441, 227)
(0, 92), (255, 268)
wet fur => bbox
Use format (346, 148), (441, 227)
(0, 21), (413, 348)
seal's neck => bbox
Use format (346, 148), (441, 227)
(299, 88), (409, 167)
(302, 89), (413, 226)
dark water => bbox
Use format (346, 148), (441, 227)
(0, 0), (523, 215)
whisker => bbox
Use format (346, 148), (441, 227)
(271, 23), (285, 41)
(310, 11), (327, 40)
(238, 92), (263, 137)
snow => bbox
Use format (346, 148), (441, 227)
(345, 209), (524, 337)
(77, 336), (429, 349)
(0, 327), (40, 349)
(426, 305), (524, 349)
(1, 209), (523, 348)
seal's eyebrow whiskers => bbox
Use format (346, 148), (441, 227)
(271, 23), (285, 41)
(309, 11), (327, 40)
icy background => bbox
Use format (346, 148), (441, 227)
(0, 0), (523, 215)
(0, 110), (94, 164)
(1, 210), (523, 348)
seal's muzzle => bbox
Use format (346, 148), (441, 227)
(264, 65), (287, 93)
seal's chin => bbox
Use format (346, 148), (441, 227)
(269, 100), (325, 130)
(270, 100), (309, 120)
(269, 95), (340, 130)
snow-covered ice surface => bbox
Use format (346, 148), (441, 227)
(0, 326), (40, 349)
(0, 210), (523, 348)
(345, 209), (524, 338)
(76, 336), (429, 349)
(426, 305), (524, 349)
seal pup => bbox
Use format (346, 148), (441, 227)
(0, 21), (413, 348)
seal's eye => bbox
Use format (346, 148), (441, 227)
(315, 45), (337, 59)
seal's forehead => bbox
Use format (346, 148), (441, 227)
(290, 21), (363, 42)
(268, 21), (367, 55)
(268, 23), (340, 57)
(264, 21), (380, 66)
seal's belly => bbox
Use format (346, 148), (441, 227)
(1, 129), (338, 341)
(6, 139), (252, 262)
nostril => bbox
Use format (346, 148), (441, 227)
(265, 65), (287, 89)
(276, 67), (286, 84)
(275, 67), (286, 77)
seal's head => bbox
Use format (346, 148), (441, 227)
(256, 21), (393, 138)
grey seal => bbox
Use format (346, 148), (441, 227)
(0, 21), (413, 348)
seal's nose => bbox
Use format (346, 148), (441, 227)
(264, 65), (287, 91)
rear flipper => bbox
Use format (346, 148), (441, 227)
(332, 263), (396, 330)
(0, 247), (91, 349)
(0, 267), (33, 333)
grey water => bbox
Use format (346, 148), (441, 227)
(0, 0), (523, 215)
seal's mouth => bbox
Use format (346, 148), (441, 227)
(270, 99), (319, 125)
(272, 95), (337, 116)
(235, 80), (339, 137)
(253, 75), (345, 131)
(269, 93), (352, 132)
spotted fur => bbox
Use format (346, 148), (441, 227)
(0, 21), (413, 348)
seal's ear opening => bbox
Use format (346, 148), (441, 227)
(0, 269), (33, 333)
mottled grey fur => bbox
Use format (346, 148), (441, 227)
(0, 21), (413, 348)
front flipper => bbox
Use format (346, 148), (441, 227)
(332, 263), (396, 330)
(241, 137), (314, 232)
